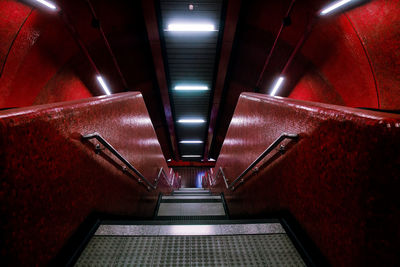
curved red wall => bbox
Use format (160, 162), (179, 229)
(210, 0), (400, 158)
(0, 0), (92, 108)
(289, 0), (400, 109)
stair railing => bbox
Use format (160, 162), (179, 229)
(82, 132), (171, 191)
(216, 133), (299, 191)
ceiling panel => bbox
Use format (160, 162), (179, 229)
(159, 0), (223, 160)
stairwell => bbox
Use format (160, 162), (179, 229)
(73, 188), (307, 266)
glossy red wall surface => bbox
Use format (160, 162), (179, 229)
(289, 0), (400, 109)
(0, 0), (93, 108)
(0, 92), (174, 265)
(211, 93), (400, 266)
(0, 0), (175, 159)
(209, 0), (400, 158)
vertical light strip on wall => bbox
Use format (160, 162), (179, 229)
(34, 0), (57, 10)
(320, 0), (353, 15)
(269, 76), (285, 96)
(96, 76), (111, 95)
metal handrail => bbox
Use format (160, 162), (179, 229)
(82, 132), (171, 190)
(157, 167), (174, 188)
(216, 133), (299, 191)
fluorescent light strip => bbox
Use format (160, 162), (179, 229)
(96, 76), (111, 95)
(180, 140), (203, 144)
(320, 0), (353, 15)
(174, 85), (209, 91)
(35, 0), (57, 10)
(178, 119), (205, 124)
(182, 155), (202, 158)
(166, 23), (216, 32)
(270, 76), (285, 96)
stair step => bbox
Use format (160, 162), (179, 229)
(94, 222), (285, 236)
(177, 187), (205, 191)
(162, 195), (221, 200)
(75, 222), (306, 266)
(157, 202), (226, 217)
(173, 191), (211, 195)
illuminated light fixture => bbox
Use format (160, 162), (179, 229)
(96, 75), (111, 95)
(269, 76), (285, 96)
(167, 159), (172, 162)
(180, 140), (203, 144)
(174, 85), (209, 91)
(178, 119), (205, 124)
(208, 158), (216, 162)
(182, 155), (202, 158)
(320, 0), (353, 15)
(166, 23), (216, 32)
(35, 0), (57, 10)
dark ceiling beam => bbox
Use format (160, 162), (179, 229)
(141, 0), (180, 160)
(59, 11), (100, 76)
(255, 0), (296, 89)
(85, 0), (129, 90)
(204, 0), (242, 160)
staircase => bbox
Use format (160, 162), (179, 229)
(72, 188), (308, 266)
(155, 188), (229, 220)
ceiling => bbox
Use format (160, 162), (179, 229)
(159, 0), (223, 160)
(2, 0), (399, 165)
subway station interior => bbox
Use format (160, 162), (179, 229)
(1, 0), (400, 266)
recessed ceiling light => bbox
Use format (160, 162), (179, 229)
(174, 85), (209, 91)
(178, 119), (205, 124)
(166, 23), (216, 32)
(320, 0), (353, 15)
(96, 75), (111, 95)
(180, 140), (203, 144)
(34, 0), (57, 10)
(269, 76), (284, 96)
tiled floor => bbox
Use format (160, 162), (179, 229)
(75, 234), (306, 266)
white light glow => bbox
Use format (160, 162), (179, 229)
(167, 159), (172, 162)
(208, 158), (216, 162)
(167, 225), (214, 235)
(35, 0), (57, 10)
(166, 23), (216, 32)
(182, 155), (202, 158)
(174, 85), (209, 91)
(320, 0), (353, 15)
(178, 119), (205, 124)
(180, 140), (203, 144)
(270, 76), (285, 96)
(96, 76), (111, 95)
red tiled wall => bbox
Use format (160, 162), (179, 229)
(0, 92), (173, 265)
(211, 93), (400, 266)
(0, 0), (93, 108)
(289, 0), (400, 109)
